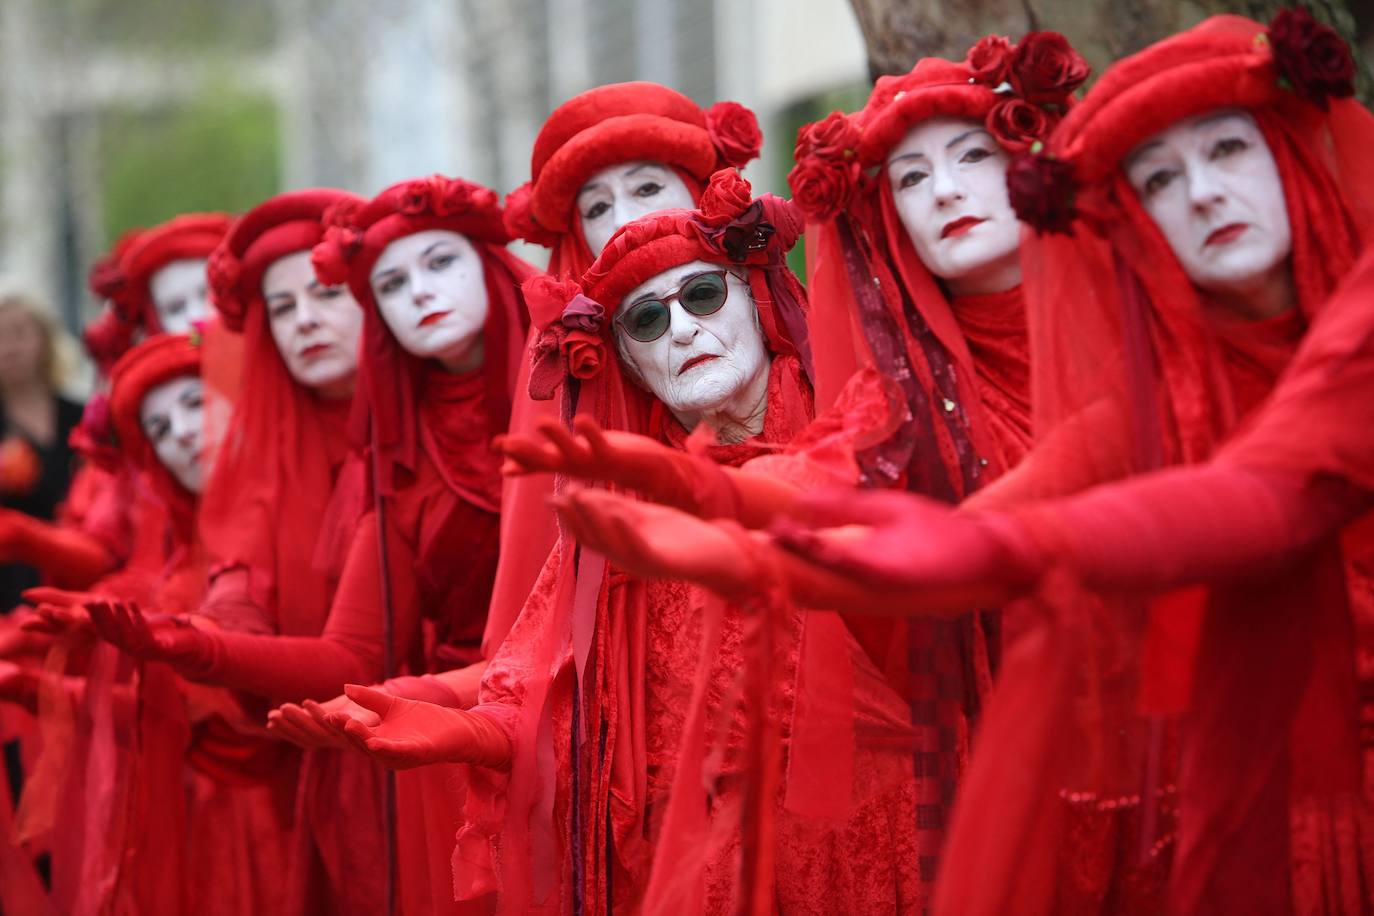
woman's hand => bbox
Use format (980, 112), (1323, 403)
(269, 692), (376, 750)
(326, 684), (512, 771)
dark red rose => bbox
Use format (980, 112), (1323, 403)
(985, 99), (1053, 152)
(1011, 32), (1091, 106)
(558, 293), (605, 333)
(432, 178), (473, 216)
(1006, 151), (1078, 235)
(1269, 7), (1355, 111)
(698, 168), (754, 224)
(967, 35), (1015, 88)
(706, 101), (763, 168)
(787, 157), (859, 223)
(398, 181), (433, 216)
(562, 329), (604, 380)
(206, 248), (243, 311)
(503, 182), (561, 248)
(796, 111), (859, 161)
(321, 197), (362, 230)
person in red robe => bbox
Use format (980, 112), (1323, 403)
(316, 171), (923, 914)
(546, 11), (1374, 914)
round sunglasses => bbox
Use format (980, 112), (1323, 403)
(615, 269), (732, 343)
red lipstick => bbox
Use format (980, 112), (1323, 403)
(941, 216), (985, 239)
(1205, 223), (1248, 247)
(418, 310), (451, 328)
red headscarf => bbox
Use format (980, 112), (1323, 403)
(461, 170), (815, 913)
(938, 12), (1374, 914)
(111, 213), (233, 333)
(504, 81), (762, 278)
(198, 189), (362, 637)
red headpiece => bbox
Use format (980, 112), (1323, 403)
(114, 213), (232, 331)
(504, 82), (762, 274)
(208, 189), (362, 333)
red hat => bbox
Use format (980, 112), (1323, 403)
(788, 33), (1088, 223)
(310, 174), (507, 299)
(108, 333), (202, 458)
(1010, 10), (1358, 232)
(523, 169), (808, 398)
(208, 189), (363, 333)
(115, 214), (233, 330)
(506, 82), (763, 241)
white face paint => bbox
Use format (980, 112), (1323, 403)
(1124, 109), (1292, 310)
(886, 117), (1022, 296)
(262, 250), (362, 398)
(576, 160), (695, 256)
(370, 230), (487, 372)
(615, 260), (770, 435)
(140, 375), (205, 493)
(148, 259), (211, 334)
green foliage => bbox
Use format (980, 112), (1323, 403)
(98, 91), (280, 238)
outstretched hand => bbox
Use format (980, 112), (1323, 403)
(497, 416), (676, 493)
(84, 599), (204, 665)
(269, 693), (376, 751)
(769, 488), (1041, 597)
(552, 487), (765, 597)
(329, 684), (511, 771)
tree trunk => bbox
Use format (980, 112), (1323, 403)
(847, 0), (1372, 105)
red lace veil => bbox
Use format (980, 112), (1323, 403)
(936, 13), (1374, 913)
(459, 171), (814, 912)
(199, 189), (363, 637)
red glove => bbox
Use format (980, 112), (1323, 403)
(269, 693), (375, 751)
(0, 509), (116, 589)
(84, 599), (207, 665)
(327, 684), (512, 771)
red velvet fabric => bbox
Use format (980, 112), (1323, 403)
(115, 213), (233, 333)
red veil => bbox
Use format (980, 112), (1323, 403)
(789, 36), (1087, 893)
(936, 14), (1374, 914)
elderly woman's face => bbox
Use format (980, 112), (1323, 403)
(140, 374), (205, 493)
(615, 260), (769, 418)
(886, 116), (1022, 296)
(370, 229), (488, 370)
(262, 250), (363, 398)
(149, 258), (211, 334)
(1124, 109), (1291, 304)
(576, 161), (695, 256)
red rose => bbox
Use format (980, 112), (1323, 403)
(967, 35), (1015, 88)
(432, 178), (473, 217)
(1269, 7), (1355, 111)
(522, 275), (584, 330)
(321, 197), (362, 230)
(206, 248), (243, 314)
(787, 157), (859, 223)
(985, 99), (1053, 152)
(1011, 32), (1091, 106)
(706, 101), (763, 168)
(1006, 150), (1078, 235)
(796, 111), (859, 162)
(698, 168), (754, 224)
(562, 329), (604, 380)
(310, 225), (363, 286)
(399, 181), (433, 216)
(503, 182), (561, 248)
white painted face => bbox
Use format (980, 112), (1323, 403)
(262, 250), (362, 398)
(370, 230), (487, 371)
(148, 259), (211, 334)
(886, 117), (1022, 296)
(576, 160), (695, 256)
(1124, 109), (1291, 303)
(615, 260), (769, 423)
(140, 375), (205, 493)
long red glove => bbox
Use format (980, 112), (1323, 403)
(0, 508), (115, 589)
(498, 415), (802, 527)
(327, 684), (512, 771)
(267, 669), (472, 751)
(141, 511), (419, 703)
(776, 464), (1366, 603)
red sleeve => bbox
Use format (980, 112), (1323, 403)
(179, 511), (420, 703)
(0, 508), (116, 589)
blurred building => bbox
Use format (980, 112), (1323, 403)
(0, 0), (867, 332)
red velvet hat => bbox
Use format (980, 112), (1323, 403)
(208, 189), (363, 333)
(116, 214), (232, 330)
(789, 33), (1089, 222)
(505, 82), (763, 242)
(1010, 10), (1358, 232)
(108, 332), (202, 458)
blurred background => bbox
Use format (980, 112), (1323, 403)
(0, 0), (1369, 356)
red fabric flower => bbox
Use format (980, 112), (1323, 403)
(562, 329), (604, 380)
(206, 248), (243, 310)
(1007, 150), (1078, 235)
(787, 156), (859, 223)
(82, 311), (135, 371)
(432, 178), (473, 217)
(986, 98), (1053, 152)
(399, 180), (434, 216)
(502, 182), (561, 248)
(1011, 32), (1091, 106)
(522, 275), (585, 330)
(706, 101), (763, 168)
(697, 168), (754, 225)
(321, 197), (362, 231)
(796, 111), (860, 162)
(968, 35), (1015, 88)
(1269, 7), (1355, 111)
(310, 225), (363, 286)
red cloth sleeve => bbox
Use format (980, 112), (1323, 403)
(177, 510), (419, 703)
(0, 508), (116, 589)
